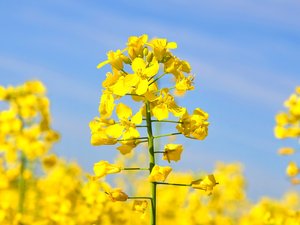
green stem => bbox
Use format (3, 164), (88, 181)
(126, 93), (144, 97)
(155, 182), (192, 187)
(154, 151), (165, 154)
(123, 167), (149, 171)
(117, 137), (148, 142)
(151, 119), (182, 124)
(128, 196), (152, 200)
(146, 101), (156, 225)
(154, 132), (181, 139)
(18, 151), (27, 214)
(121, 69), (128, 74)
(149, 73), (167, 86)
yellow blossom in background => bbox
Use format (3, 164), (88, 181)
(132, 200), (148, 214)
(42, 154), (58, 170)
(274, 86), (300, 140)
(0, 81), (59, 161)
(93, 161), (121, 179)
(148, 165), (172, 182)
(286, 162), (299, 177)
(278, 147), (295, 155)
(275, 86), (300, 184)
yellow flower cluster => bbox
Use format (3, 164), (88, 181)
(275, 86), (300, 184)
(0, 81), (59, 161)
(2, 147), (300, 225)
(274, 86), (300, 139)
(90, 34), (209, 154)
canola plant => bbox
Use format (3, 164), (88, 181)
(0, 36), (300, 224)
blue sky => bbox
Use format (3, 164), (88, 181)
(1, 0), (300, 200)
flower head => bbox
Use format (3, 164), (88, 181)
(93, 161), (121, 179)
(191, 174), (218, 195)
(148, 165), (172, 182)
(106, 188), (128, 202)
(162, 144), (183, 162)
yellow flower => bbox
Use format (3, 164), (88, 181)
(148, 38), (177, 61)
(191, 174), (218, 195)
(97, 49), (124, 70)
(175, 75), (195, 96)
(274, 125), (286, 139)
(151, 88), (186, 120)
(132, 200), (148, 214)
(177, 108), (209, 140)
(286, 162), (299, 177)
(106, 188), (128, 202)
(127, 34), (148, 59)
(0, 86), (7, 100)
(162, 144), (183, 162)
(164, 56), (191, 78)
(278, 147), (295, 156)
(124, 57), (159, 95)
(24, 80), (46, 94)
(291, 177), (300, 185)
(42, 154), (57, 170)
(148, 165), (172, 182)
(89, 117), (117, 145)
(105, 103), (142, 141)
(93, 161), (121, 179)
(275, 113), (289, 126)
(98, 90), (115, 118)
(116, 142), (138, 155)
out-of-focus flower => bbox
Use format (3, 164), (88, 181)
(286, 162), (299, 177)
(277, 147), (295, 156)
(132, 200), (148, 214)
(42, 154), (57, 170)
(191, 174), (218, 195)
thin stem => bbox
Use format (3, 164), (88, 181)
(121, 69), (128, 74)
(154, 86), (176, 93)
(154, 132), (181, 139)
(18, 151), (27, 214)
(126, 93), (144, 97)
(117, 137), (148, 142)
(123, 167), (149, 171)
(154, 151), (165, 154)
(145, 101), (156, 225)
(149, 73), (167, 86)
(155, 182), (192, 187)
(151, 119), (182, 124)
(128, 196), (152, 200)
(136, 125), (148, 128)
